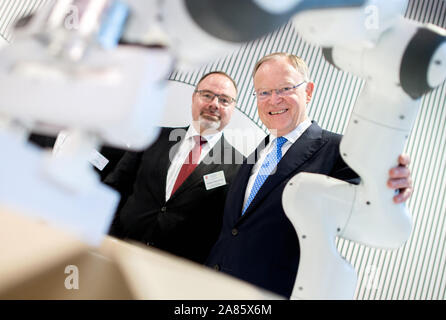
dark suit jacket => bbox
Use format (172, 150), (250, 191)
(206, 122), (359, 298)
(105, 127), (243, 264)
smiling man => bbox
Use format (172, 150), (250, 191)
(255, 55), (313, 138)
(105, 71), (244, 264)
(191, 75), (235, 133)
(206, 52), (413, 298)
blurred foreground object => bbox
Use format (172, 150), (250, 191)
(0, 209), (279, 299)
(0, 0), (172, 246)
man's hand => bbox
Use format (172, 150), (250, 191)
(388, 154), (413, 204)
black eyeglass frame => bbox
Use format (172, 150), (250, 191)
(194, 90), (237, 106)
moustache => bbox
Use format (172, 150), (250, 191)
(200, 110), (220, 120)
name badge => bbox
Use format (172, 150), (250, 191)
(203, 171), (226, 190)
(88, 149), (109, 171)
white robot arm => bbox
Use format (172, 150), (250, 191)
(0, 0), (173, 245)
(282, 0), (446, 299)
(0, 0), (173, 150)
(0, 0), (365, 245)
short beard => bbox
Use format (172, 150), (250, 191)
(198, 115), (220, 133)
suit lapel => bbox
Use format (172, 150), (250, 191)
(238, 122), (328, 220)
(153, 127), (187, 203)
(227, 161), (253, 225)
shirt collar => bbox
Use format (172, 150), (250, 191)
(269, 118), (312, 144)
(185, 124), (222, 146)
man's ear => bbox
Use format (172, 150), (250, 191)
(305, 82), (315, 103)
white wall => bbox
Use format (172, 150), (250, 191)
(160, 81), (266, 157)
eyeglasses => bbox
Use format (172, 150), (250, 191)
(253, 81), (307, 100)
(194, 90), (236, 107)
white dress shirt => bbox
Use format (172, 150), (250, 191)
(165, 125), (223, 201)
(242, 119), (312, 209)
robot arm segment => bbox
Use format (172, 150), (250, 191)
(282, 173), (358, 299)
(283, 0), (446, 299)
(336, 18), (446, 247)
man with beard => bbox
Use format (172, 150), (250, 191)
(105, 71), (244, 264)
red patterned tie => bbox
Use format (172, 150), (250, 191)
(171, 135), (207, 195)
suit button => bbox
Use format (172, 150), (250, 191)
(161, 206), (167, 213)
(213, 264), (221, 271)
(231, 228), (238, 236)
(146, 241), (154, 246)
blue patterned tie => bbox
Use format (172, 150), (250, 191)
(242, 136), (288, 215)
